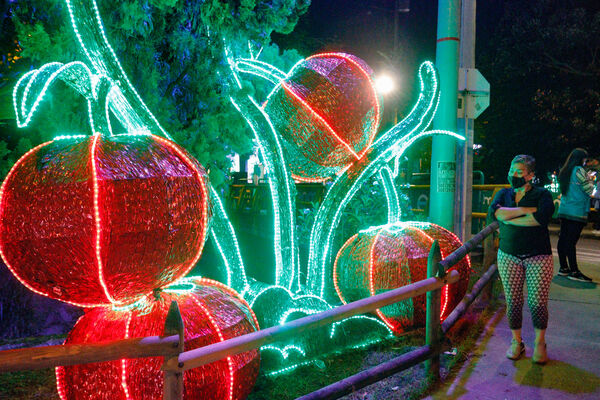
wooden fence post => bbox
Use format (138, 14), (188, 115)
(162, 301), (184, 400)
(482, 225), (498, 303)
(425, 240), (443, 380)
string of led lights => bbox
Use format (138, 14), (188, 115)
(208, 186), (249, 292)
(65, 0), (172, 140)
(378, 165), (402, 223)
(226, 50), (301, 292)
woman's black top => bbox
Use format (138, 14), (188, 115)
(487, 186), (554, 257)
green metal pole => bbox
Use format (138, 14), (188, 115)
(429, 0), (460, 229)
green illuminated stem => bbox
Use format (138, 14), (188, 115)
(208, 186), (248, 292)
(88, 75), (113, 136)
(229, 94), (299, 291)
(307, 62), (441, 299)
(65, 0), (171, 139)
(227, 53), (299, 292)
(378, 166), (401, 224)
(235, 59), (287, 84)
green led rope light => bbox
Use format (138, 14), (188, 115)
(208, 185), (248, 292)
(378, 166), (402, 224)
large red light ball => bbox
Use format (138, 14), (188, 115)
(333, 222), (471, 334)
(264, 52), (381, 182)
(56, 278), (260, 400)
(0, 134), (210, 307)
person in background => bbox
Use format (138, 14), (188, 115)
(557, 148), (595, 282)
(487, 155), (554, 364)
(585, 158), (600, 234)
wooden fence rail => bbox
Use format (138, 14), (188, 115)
(0, 334), (180, 373)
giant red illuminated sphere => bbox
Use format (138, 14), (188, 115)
(56, 278), (260, 400)
(333, 222), (471, 334)
(0, 134), (210, 307)
(264, 53), (381, 182)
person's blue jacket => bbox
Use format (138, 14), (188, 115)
(558, 167), (593, 222)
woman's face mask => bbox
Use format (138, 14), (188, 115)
(508, 162), (532, 189)
(508, 175), (527, 189)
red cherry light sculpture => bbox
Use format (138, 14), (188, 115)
(333, 222), (471, 334)
(264, 52), (381, 182)
(56, 278), (260, 400)
(0, 134), (210, 307)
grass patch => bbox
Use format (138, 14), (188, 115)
(249, 332), (426, 400)
(0, 369), (59, 400)
(0, 334), (66, 348)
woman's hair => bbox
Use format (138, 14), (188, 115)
(558, 148), (588, 195)
(511, 154), (536, 173)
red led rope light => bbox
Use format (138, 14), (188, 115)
(281, 82), (360, 161)
(307, 52), (381, 158)
(192, 296), (236, 400)
(333, 233), (358, 306)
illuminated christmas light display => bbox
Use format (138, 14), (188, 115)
(1, 0), (473, 391)
(56, 278), (260, 400)
(333, 222), (472, 334)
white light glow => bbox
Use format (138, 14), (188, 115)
(375, 75), (396, 95)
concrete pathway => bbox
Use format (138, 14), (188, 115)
(426, 256), (600, 400)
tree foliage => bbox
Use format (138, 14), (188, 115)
(476, 0), (600, 182)
(2, 0), (309, 185)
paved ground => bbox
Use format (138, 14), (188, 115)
(426, 237), (600, 399)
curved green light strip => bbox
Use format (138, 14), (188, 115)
(208, 185), (248, 292)
(329, 315), (394, 338)
(13, 61), (97, 128)
(227, 53), (299, 292)
(237, 58), (286, 79)
(261, 344), (306, 358)
(64, 0), (172, 140)
(244, 283), (331, 310)
(378, 166), (401, 223)
(278, 308), (323, 325)
(235, 59), (287, 85)
(229, 97), (288, 288)
(265, 360), (318, 377)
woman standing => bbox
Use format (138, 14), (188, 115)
(557, 148), (595, 282)
(487, 155), (554, 364)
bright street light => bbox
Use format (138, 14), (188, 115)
(374, 74), (396, 95)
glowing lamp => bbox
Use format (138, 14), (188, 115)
(0, 134), (210, 307)
(333, 222), (471, 334)
(56, 278), (260, 400)
(264, 52), (381, 182)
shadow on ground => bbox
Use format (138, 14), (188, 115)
(551, 276), (597, 290)
(514, 358), (600, 394)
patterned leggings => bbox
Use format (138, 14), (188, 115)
(497, 250), (554, 330)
